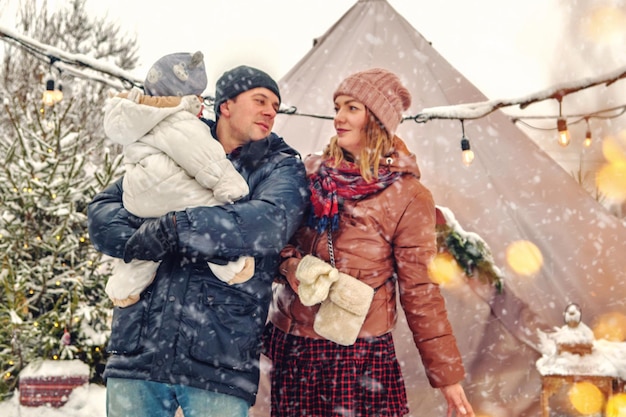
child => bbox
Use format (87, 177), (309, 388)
(103, 51), (253, 307)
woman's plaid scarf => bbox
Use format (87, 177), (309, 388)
(308, 159), (401, 233)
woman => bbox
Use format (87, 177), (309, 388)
(264, 68), (474, 417)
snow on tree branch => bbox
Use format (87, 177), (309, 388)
(1, 23), (625, 123)
(410, 65), (626, 122)
(0, 25), (141, 91)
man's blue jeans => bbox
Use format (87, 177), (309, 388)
(106, 378), (249, 417)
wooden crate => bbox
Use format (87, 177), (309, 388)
(19, 360), (89, 408)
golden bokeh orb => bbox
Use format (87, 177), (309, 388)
(505, 240), (543, 276)
(592, 311), (626, 342)
(427, 252), (464, 288)
(585, 6), (626, 44)
(596, 133), (626, 202)
(606, 393), (626, 417)
(568, 381), (605, 415)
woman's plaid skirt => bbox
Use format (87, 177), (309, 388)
(263, 323), (409, 417)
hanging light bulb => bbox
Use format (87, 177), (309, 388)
(583, 118), (592, 147)
(556, 96), (570, 147)
(53, 80), (63, 104)
(461, 137), (474, 166)
(42, 76), (56, 106)
(557, 118), (571, 147)
(42, 57), (64, 106)
(459, 120), (474, 166)
(583, 129), (592, 147)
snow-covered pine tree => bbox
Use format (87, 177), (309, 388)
(0, 0), (138, 399)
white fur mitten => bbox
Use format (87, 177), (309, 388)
(106, 259), (159, 307)
(295, 255), (339, 306)
(313, 272), (374, 346)
(180, 94), (202, 116)
(209, 256), (255, 284)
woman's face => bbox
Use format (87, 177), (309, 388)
(334, 95), (368, 157)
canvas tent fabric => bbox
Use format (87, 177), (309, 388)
(251, 1), (626, 416)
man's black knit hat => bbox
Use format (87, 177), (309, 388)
(214, 65), (281, 118)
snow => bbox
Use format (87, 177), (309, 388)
(536, 321), (626, 379)
(0, 384), (106, 417)
(1, 23), (624, 122)
(0, 360), (104, 417)
(19, 360), (89, 378)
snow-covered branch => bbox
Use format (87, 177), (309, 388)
(0, 25), (141, 91)
(410, 65), (626, 122)
(1, 23), (625, 123)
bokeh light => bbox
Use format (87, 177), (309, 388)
(427, 252), (464, 288)
(592, 311), (626, 341)
(568, 381), (605, 415)
(602, 133), (626, 165)
(596, 163), (626, 201)
(606, 393), (626, 417)
(505, 240), (543, 276)
(596, 132), (626, 202)
(585, 6), (626, 45)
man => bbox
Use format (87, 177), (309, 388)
(88, 65), (308, 417)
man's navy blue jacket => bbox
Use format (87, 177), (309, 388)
(88, 126), (309, 406)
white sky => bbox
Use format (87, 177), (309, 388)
(2, 0), (623, 100)
(1, 0), (625, 177)
(81, 0), (562, 99)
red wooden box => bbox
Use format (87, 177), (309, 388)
(18, 360), (89, 408)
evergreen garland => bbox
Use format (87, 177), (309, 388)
(435, 206), (504, 293)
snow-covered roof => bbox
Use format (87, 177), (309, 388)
(19, 360), (89, 379)
(536, 324), (626, 378)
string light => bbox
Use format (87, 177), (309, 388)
(584, 118), (592, 147)
(459, 120), (475, 166)
(513, 104), (626, 147)
(53, 79), (63, 103)
(41, 58), (64, 106)
(1, 26), (625, 152)
(556, 97), (571, 147)
(42, 75), (56, 106)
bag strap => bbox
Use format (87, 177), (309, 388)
(327, 228), (336, 267)
(328, 227), (392, 293)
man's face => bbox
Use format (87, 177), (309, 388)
(221, 87), (280, 144)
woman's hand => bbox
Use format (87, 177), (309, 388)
(279, 258), (301, 293)
(439, 383), (474, 417)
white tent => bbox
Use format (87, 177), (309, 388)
(252, 1), (626, 416)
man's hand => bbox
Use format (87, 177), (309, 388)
(123, 212), (178, 263)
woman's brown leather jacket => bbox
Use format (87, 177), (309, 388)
(268, 138), (466, 388)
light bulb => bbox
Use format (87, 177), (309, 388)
(557, 118), (571, 147)
(42, 77), (56, 106)
(53, 82), (63, 104)
(584, 129), (592, 147)
(461, 138), (474, 166)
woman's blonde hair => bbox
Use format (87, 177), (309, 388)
(323, 109), (394, 182)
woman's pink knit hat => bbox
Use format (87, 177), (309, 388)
(333, 68), (411, 136)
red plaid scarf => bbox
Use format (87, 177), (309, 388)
(308, 159), (401, 232)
